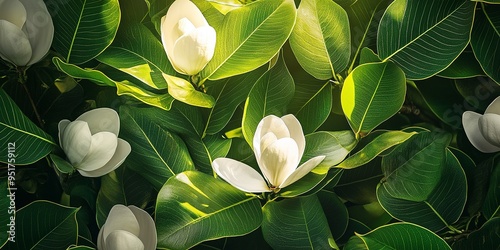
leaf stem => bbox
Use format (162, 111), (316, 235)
(424, 201), (462, 234)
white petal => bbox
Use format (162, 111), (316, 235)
(105, 230), (144, 250)
(76, 132), (117, 172)
(279, 155), (325, 188)
(259, 138), (299, 187)
(478, 114), (500, 147)
(58, 119), (71, 149)
(78, 139), (130, 177)
(212, 158), (270, 193)
(97, 225), (105, 250)
(463, 111), (500, 153)
(172, 26), (216, 75)
(18, 0), (53, 65)
(161, 0), (209, 72)
(485, 96), (500, 115)
(0, 0), (27, 28)
(0, 20), (31, 66)
(103, 205), (141, 242)
(128, 206), (157, 250)
(281, 114), (306, 158)
(61, 121), (92, 166)
(253, 115), (290, 161)
(76, 108), (120, 135)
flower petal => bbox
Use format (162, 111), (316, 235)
(281, 114), (306, 158)
(463, 111), (500, 153)
(78, 139), (131, 177)
(0, 20), (31, 66)
(172, 26), (216, 75)
(128, 206), (157, 250)
(259, 138), (299, 187)
(18, 0), (53, 65)
(76, 132), (117, 172)
(76, 108), (120, 135)
(485, 96), (500, 115)
(279, 155), (325, 188)
(253, 115), (290, 161)
(105, 230), (145, 250)
(0, 0), (27, 28)
(58, 119), (71, 149)
(61, 121), (92, 166)
(212, 158), (270, 193)
(102, 205), (141, 242)
(478, 114), (500, 147)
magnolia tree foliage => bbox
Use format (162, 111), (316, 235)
(0, 0), (499, 249)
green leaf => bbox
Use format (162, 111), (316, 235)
(50, 0), (120, 64)
(119, 106), (195, 190)
(164, 74), (215, 108)
(471, 3), (500, 84)
(289, 0), (350, 79)
(471, 0), (500, 3)
(377, 0), (475, 80)
(341, 61), (406, 138)
(242, 55), (294, 147)
(201, 0), (296, 80)
(0, 88), (56, 165)
(437, 49), (486, 79)
(348, 201), (393, 230)
(97, 24), (175, 89)
(359, 47), (382, 65)
(95, 166), (154, 228)
(482, 157), (500, 219)
(337, 130), (417, 169)
(156, 171), (262, 250)
(344, 222), (451, 250)
(377, 149), (467, 231)
(318, 190), (349, 240)
(335, 157), (382, 204)
(452, 217), (500, 249)
(302, 131), (357, 167)
(262, 195), (336, 250)
(289, 81), (333, 134)
(380, 131), (451, 202)
(204, 66), (266, 135)
(53, 57), (175, 110)
(4, 201), (79, 250)
(185, 135), (232, 174)
(50, 154), (75, 174)
(67, 246), (95, 250)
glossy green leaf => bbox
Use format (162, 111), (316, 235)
(0, 89), (56, 165)
(201, 0), (296, 80)
(50, 154), (75, 174)
(377, 0), (475, 80)
(335, 157), (382, 204)
(242, 55), (294, 147)
(337, 130), (417, 169)
(471, 3), (500, 84)
(289, 81), (333, 134)
(359, 47), (382, 65)
(318, 190), (349, 240)
(437, 49), (486, 79)
(289, 0), (350, 79)
(4, 201), (79, 250)
(344, 222), (451, 250)
(156, 171), (262, 250)
(348, 201), (393, 230)
(302, 131), (357, 168)
(204, 66), (266, 135)
(97, 24), (175, 89)
(482, 158), (500, 219)
(262, 195), (336, 250)
(95, 165), (154, 228)
(185, 135), (232, 174)
(50, 0), (120, 64)
(380, 131), (451, 202)
(53, 57), (175, 110)
(452, 217), (500, 249)
(119, 106), (195, 190)
(341, 61), (406, 138)
(0, 178), (10, 248)
(164, 74), (215, 108)
(378, 149), (467, 231)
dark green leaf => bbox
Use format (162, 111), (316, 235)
(452, 217), (500, 249)
(185, 135), (232, 174)
(437, 49), (486, 79)
(50, 154), (75, 174)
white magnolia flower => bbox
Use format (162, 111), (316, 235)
(463, 96), (500, 153)
(58, 108), (131, 177)
(98, 205), (157, 250)
(213, 114), (326, 193)
(0, 0), (54, 66)
(161, 0), (216, 75)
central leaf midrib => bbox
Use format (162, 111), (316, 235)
(356, 63), (387, 135)
(67, 0), (88, 62)
(0, 122), (56, 146)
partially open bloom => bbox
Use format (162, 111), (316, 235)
(98, 204), (157, 250)
(212, 114), (326, 193)
(58, 108), (131, 177)
(0, 0), (54, 66)
(463, 96), (500, 153)
(161, 0), (216, 75)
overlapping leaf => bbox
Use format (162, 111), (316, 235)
(184, 135), (232, 174)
